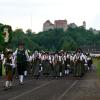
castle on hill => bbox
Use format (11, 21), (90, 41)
(43, 20), (86, 31)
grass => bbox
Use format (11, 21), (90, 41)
(93, 58), (100, 77)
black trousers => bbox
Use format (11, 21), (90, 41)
(0, 61), (2, 76)
(17, 63), (26, 75)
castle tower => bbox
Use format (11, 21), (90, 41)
(83, 21), (86, 29)
(43, 20), (54, 31)
(54, 19), (68, 31)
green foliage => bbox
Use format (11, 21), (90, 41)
(0, 34), (4, 51)
(10, 28), (40, 51)
(0, 22), (100, 51)
(93, 59), (100, 77)
(61, 36), (78, 51)
(0, 25), (12, 43)
(10, 27), (99, 51)
(0, 23), (4, 51)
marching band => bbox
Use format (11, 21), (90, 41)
(0, 47), (93, 89)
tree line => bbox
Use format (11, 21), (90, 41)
(0, 23), (100, 52)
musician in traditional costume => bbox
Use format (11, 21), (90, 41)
(33, 51), (41, 79)
(13, 42), (29, 84)
(64, 52), (71, 75)
(86, 53), (93, 70)
(0, 51), (4, 76)
(53, 53), (60, 78)
(3, 49), (15, 89)
(73, 49), (86, 77)
(42, 52), (50, 77)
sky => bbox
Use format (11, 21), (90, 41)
(0, 0), (100, 33)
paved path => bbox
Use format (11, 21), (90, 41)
(0, 65), (100, 100)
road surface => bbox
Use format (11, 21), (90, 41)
(0, 65), (100, 100)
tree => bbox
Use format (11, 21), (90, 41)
(0, 34), (4, 51)
(61, 36), (78, 51)
(26, 29), (32, 34)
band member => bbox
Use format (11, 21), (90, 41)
(64, 52), (71, 75)
(73, 48), (86, 77)
(13, 42), (29, 84)
(42, 52), (50, 77)
(53, 53), (60, 78)
(33, 51), (41, 79)
(3, 49), (15, 89)
(59, 53), (63, 77)
(0, 51), (4, 76)
(48, 53), (55, 77)
(70, 53), (74, 74)
(86, 53), (93, 70)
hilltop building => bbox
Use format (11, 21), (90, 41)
(43, 20), (54, 31)
(43, 19), (67, 31)
(54, 20), (68, 31)
(83, 21), (86, 29)
(43, 19), (86, 31)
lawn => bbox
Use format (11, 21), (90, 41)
(93, 58), (100, 77)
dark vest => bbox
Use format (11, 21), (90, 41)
(17, 49), (27, 63)
(6, 58), (12, 64)
(5, 58), (12, 68)
(0, 54), (1, 60)
(0, 54), (2, 62)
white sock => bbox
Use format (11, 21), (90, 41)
(66, 69), (69, 75)
(24, 71), (27, 76)
(9, 81), (12, 87)
(5, 81), (9, 87)
(41, 67), (43, 71)
(88, 67), (90, 70)
(65, 70), (67, 75)
(19, 75), (23, 83)
(60, 72), (62, 76)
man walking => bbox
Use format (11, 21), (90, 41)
(13, 42), (29, 84)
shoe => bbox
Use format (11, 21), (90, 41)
(3, 86), (9, 91)
(24, 76), (27, 79)
(19, 82), (24, 85)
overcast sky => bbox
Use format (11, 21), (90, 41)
(0, 0), (100, 32)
